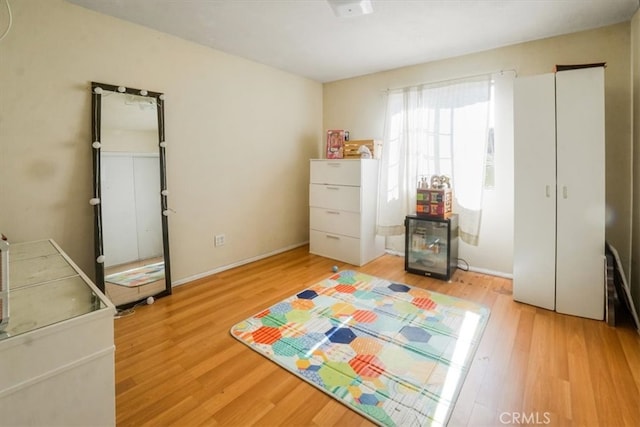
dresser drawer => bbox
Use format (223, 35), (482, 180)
(310, 207), (361, 238)
(310, 160), (361, 186)
(309, 230), (361, 266)
(309, 184), (361, 212)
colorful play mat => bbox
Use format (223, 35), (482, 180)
(230, 270), (490, 426)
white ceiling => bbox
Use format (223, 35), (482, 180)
(67, 0), (639, 83)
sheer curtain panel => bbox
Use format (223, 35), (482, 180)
(377, 76), (492, 245)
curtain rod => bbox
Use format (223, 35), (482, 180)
(383, 68), (518, 93)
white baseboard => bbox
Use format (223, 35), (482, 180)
(464, 265), (513, 279)
(171, 241), (309, 287)
(173, 244), (512, 287)
(384, 249), (404, 257)
(386, 250), (512, 279)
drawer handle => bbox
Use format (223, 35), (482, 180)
(326, 186), (340, 190)
(326, 211), (341, 215)
(325, 235), (340, 240)
(327, 163), (341, 167)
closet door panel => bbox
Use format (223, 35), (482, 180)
(555, 67), (605, 320)
(101, 154), (139, 267)
(513, 73), (557, 310)
(133, 155), (163, 261)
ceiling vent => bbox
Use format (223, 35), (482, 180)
(327, 0), (374, 17)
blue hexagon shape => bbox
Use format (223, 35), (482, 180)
(399, 325), (432, 343)
(388, 283), (411, 293)
(325, 326), (357, 344)
(297, 289), (318, 300)
(359, 393), (380, 406)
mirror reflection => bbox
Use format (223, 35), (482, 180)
(91, 83), (171, 307)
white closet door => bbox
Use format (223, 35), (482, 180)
(555, 67), (605, 320)
(513, 73), (557, 310)
(101, 155), (139, 267)
(133, 155), (163, 261)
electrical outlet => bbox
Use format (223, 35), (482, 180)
(214, 234), (226, 247)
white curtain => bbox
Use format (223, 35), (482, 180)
(377, 76), (492, 245)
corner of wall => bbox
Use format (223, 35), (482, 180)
(630, 7), (640, 321)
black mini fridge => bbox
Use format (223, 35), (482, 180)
(404, 214), (458, 280)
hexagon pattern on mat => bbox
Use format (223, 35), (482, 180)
(230, 270), (490, 426)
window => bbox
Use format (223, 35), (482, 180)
(377, 76), (493, 245)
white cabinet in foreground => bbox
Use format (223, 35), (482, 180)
(0, 239), (116, 426)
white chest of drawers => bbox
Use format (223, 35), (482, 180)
(309, 159), (384, 266)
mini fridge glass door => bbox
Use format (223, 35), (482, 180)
(406, 218), (450, 276)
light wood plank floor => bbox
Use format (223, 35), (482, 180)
(114, 246), (640, 426)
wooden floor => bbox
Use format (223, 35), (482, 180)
(114, 246), (640, 426)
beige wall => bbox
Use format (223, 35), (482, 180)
(324, 23), (633, 276)
(0, 0), (322, 283)
(0, 0), (634, 293)
(631, 9), (640, 314)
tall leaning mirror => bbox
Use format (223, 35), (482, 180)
(90, 82), (171, 308)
